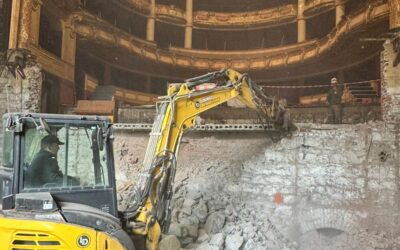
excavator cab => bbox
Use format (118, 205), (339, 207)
(0, 113), (118, 214)
(0, 113), (136, 250)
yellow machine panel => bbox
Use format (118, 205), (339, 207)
(0, 217), (126, 250)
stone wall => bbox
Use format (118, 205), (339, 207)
(0, 65), (42, 114)
(114, 122), (400, 249)
(0, 63), (42, 163)
(381, 40), (400, 123)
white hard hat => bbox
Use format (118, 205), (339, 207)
(331, 77), (338, 84)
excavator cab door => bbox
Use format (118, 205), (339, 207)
(0, 121), (14, 209)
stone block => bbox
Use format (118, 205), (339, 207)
(193, 200), (208, 223)
(225, 233), (244, 250)
(159, 235), (181, 250)
(168, 223), (182, 237)
(197, 229), (209, 243)
(205, 212), (226, 234)
(184, 224), (199, 238)
(195, 243), (219, 250)
(209, 233), (225, 248)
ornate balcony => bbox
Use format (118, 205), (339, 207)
(71, 1), (388, 71)
(193, 5), (297, 30)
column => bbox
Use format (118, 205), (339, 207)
(388, 0), (400, 30)
(61, 20), (76, 65)
(9, 0), (41, 48)
(8, 0), (21, 48)
(146, 0), (155, 42)
(184, 0), (193, 49)
(335, 0), (345, 25)
(16, 0), (34, 48)
(60, 18), (77, 106)
(29, 1), (41, 45)
(297, 0), (306, 43)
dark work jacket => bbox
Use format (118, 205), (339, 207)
(327, 87), (341, 105)
(29, 149), (63, 187)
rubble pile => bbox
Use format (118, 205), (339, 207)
(162, 187), (295, 250)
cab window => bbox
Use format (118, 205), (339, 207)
(22, 121), (110, 190)
(2, 129), (14, 168)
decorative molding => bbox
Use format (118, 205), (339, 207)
(110, 0), (298, 30)
(70, 2), (388, 71)
(17, 0), (34, 48)
(304, 0), (335, 17)
(388, 0), (400, 29)
(28, 44), (74, 83)
(114, 87), (158, 104)
(31, 0), (43, 11)
(156, 4), (185, 24)
(108, 0), (357, 30)
(115, 0), (150, 15)
(193, 5), (297, 30)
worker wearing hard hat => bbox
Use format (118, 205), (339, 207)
(327, 77), (342, 124)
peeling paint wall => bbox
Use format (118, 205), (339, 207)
(114, 122), (400, 249)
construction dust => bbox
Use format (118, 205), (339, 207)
(114, 122), (400, 250)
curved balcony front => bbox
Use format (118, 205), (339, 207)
(110, 0), (298, 30)
(304, 0), (336, 17)
(71, 1), (388, 72)
(193, 5), (297, 30)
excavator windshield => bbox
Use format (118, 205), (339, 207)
(21, 121), (110, 190)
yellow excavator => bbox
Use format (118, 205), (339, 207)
(0, 69), (286, 249)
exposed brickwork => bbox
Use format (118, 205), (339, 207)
(381, 40), (400, 123)
(0, 63), (42, 163)
(0, 64), (42, 113)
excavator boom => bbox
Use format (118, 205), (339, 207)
(124, 69), (279, 249)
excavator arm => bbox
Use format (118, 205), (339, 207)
(123, 69), (279, 250)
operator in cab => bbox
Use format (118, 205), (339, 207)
(29, 135), (65, 187)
